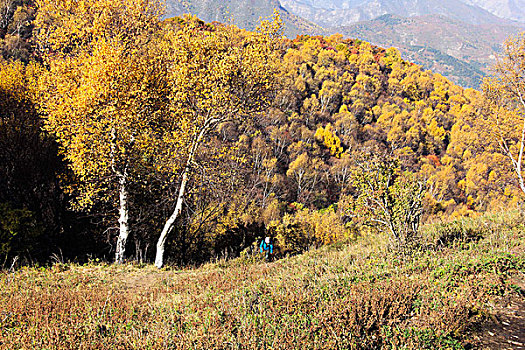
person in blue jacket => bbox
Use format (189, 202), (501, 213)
(260, 236), (273, 261)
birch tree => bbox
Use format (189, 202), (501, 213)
(36, 0), (168, 263)
(483, 32), (525, 197)
(154, 16), (282, 268)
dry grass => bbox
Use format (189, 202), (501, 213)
(1, 211), (524, 349)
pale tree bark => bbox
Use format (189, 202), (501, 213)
(154, 165), (188, 268)
(512, 89), (525, 195)
(115, 174), (129, 264)
(111, 128), (132, 264)
(155, 119), (215, 268)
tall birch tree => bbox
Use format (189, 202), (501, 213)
(36, 0), (168, 263)
(154, 16), (282, 268)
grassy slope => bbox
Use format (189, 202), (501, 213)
(0, 212), (524, 349)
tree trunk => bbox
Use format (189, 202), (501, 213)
(115, 175), (129, 264)
(154, 119), (217, 268)
(154, 167), (189, 268)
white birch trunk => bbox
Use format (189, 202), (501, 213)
(115, 175), (129, 264)
(155, 121), (213, 268)
(154, 167), (188, 268)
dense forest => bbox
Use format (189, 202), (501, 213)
(1, 0), (524, 267)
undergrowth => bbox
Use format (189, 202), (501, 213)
(0, 211), (523, 349)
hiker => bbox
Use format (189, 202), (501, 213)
(260, 236), (274, 261)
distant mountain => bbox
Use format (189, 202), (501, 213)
(277, 0), (525, 88)
(165, 0), (525, 88)
(463, 0), (525, 23)
(293, 0), (525, 24)
(165, 0), (324, 38)
(279, 0), (517, 27)
(335, 13), (524, 87)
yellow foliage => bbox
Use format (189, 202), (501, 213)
(314, 124), (343, 157)
(36, 0), (168, 209)
(269, 205), (351, 254)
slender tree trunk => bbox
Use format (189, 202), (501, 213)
(115, 175), (129, 264)
(155, 118), (220, 268)
(155, 130), (206, 268)
(110, 127), (132, 264)
(155, 166), (189, 268)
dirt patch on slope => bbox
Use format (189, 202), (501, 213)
(472, 273), (525, 349)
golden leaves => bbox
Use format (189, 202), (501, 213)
(36, 0), (170, 209)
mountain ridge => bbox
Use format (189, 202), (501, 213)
(163, 0), (525, 88)
(333, 12), (524, 87)
(278, 0), (525, 87)
(165, 0), (324, 37)
(459, 0), (525, 23)
(280, 0), (525, 25)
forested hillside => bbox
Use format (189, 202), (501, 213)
(279, 0), (525, 88)
(334, 13), (520, 88)
(167, 0), (525, 90)
(0, 0), (524, 267)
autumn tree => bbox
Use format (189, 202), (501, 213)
(286, 152), (324, 203)
(36, 0), (167, 263)
(351, 154), (426, 246)
(483, 32), (525, 198)
(154, 15), (282, 268)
